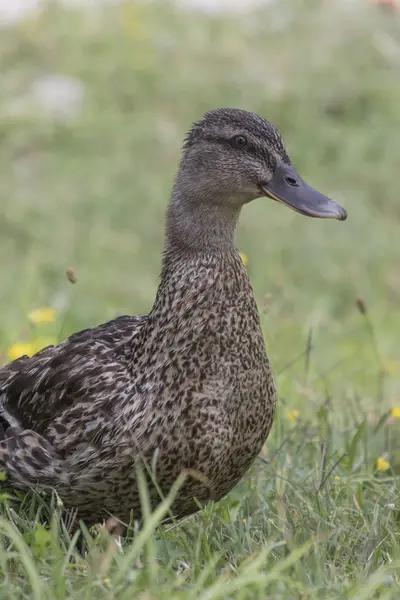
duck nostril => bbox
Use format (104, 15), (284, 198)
(285, 176), (298, 186)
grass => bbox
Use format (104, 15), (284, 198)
(0, 0), (400, 597)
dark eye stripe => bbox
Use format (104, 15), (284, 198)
(201, 134), (259, 156)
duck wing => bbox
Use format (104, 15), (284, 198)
(0, 314), (147, 435)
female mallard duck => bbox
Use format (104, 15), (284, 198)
(0, 109), (347, 528)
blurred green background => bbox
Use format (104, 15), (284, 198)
(0, 0), (399, 409)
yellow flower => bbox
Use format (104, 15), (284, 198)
(391, 408), (400, 419)
(287, 409), (299, 422)
(383, 359), (400, 375)
(103, 578), (111, 584)
(7, 342), (35, 361)
(334, 475), (341, 481)
(239, 251), (248, 267)
(376, 457), (390, 472)
(28, 307), (56, 326)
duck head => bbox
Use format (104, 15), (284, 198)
(178, 108), (347, 221)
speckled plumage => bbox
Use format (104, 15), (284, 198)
(0, 108), (346, 528)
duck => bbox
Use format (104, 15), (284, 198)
(0, 108), (347, 529)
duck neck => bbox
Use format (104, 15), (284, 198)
(148, 183), (251, 326)
(163, 183), (241, 261)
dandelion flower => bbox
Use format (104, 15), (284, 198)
(239, 251), (248, 267)
(376, 457), (390, 472)
(287, 409), (299, 422)
(28, 307), (56, 326)
(8, 342), (35, 361)
(391, 408), (400, 419)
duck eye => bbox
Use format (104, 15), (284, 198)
(232, 135), (248, 148)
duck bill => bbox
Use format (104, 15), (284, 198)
(260, 161), (347, 221)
